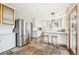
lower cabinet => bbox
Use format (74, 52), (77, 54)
(58, 33), (67, 45)
(43, 32), (67, 45)
(33, 30), (42, 38)
(0, 33), (15, 53)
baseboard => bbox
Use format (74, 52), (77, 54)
(0, 46), (16, 54)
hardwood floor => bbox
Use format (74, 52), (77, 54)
(0, 37), (70, 55)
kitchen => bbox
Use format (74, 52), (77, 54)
(0, 3), (79, 55)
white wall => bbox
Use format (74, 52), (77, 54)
(0, 24), (14, 34)
(6, 3), (70, 30)
(6, 3), (70, 20)
(34, 15), (67, 30)
(35, 19), (50, 28)
(0, 24), (15, 53)
(3, 3), (70, 37)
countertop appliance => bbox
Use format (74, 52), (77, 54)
(15, 19), (33, 47)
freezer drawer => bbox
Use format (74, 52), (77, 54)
(16, 34), (24, 47)
(23, 35), (29, 45)
(16, 34), (29, 47)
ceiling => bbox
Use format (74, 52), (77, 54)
(6, 3), (71, 20)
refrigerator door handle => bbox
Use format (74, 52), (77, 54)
(25, 23), (27, 32)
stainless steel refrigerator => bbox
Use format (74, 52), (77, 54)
(15, 19), (33, 47)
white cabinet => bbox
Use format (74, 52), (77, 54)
(33, 30), (42, 38)
(43, 31), (67, 45)
(58, 33), (67, 45)
(0, 33), (15, 53)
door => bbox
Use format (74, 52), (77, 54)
(69, 5), (77, 54)
(23, 20), (29, 45)
(15, 19), (24, 47)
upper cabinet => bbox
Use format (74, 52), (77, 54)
(0, 3), (15, 25)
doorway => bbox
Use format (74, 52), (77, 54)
(68, 5), (77, 54)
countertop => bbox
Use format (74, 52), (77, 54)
(42, 30), (67, 34)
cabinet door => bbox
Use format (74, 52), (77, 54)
(58, 34), (67, 45)
(0, 33), (15, 53)
(44, 35), (49, 43)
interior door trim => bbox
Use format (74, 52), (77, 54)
(68, 4), (78, 55)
